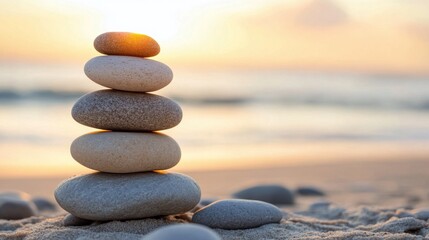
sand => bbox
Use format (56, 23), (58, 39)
(1, 207), (428, 239)
(1, 159), (429, 239)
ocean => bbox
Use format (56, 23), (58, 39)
(1, 63), (429, 177)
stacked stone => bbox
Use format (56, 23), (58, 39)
(55, 32), (201, 221)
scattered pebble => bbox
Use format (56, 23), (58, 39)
(300, 202), (345, 220)
(309, 201), (332, 211)
(192, 199), (283, 230)
(233, 184), (294, 205)
(296, 186), (325, 196)
(63, 214), (93, 226)
(412, 209), (429, 221)
(395, 209), (415, 219)
(372, 217), (427, 233)
(0, 198), (38, 220)
(31, 197), (57, 211)
(142, 224), (221, 240)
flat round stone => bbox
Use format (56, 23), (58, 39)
(192, 199), (283, 230)
(94, 32), (160, 57)
(31, 197), (57, 211)
(0, 198), (38, 220)
(71, 131), (181, 173)
(63, 214), (94, 226)
(296, 186), (325, 196)
(55, 172), (200, 221)
(84, 56), (173, 92)
(143, 224), (221, 240)
(233, 184), (295, 205)
(413, 209), (429, 221)
(72, 90), (182, 131)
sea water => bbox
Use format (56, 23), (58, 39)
(1, 63), (429, 176)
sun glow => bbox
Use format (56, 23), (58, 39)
(67, 0), (203, 43)
(99, 6), (182, 43)
(1, 0), (428, 74)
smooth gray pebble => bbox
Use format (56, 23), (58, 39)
(63, 214), (94, 226)
(193, 199), (283, 230)
(413, 209), (429, 221)
(32, 197), (57, 211)
(233, 184), (294, 205)
(0, 198), (38, 220)
(142, 223), (221, 240)
(296, 186), (325, 196)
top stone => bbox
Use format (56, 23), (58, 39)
(94, 32), (160, 58)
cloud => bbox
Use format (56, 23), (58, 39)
(294, 0), (348, 28)
(233, 0), (349, 31)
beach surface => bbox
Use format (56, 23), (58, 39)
(1, 159), (429, 239)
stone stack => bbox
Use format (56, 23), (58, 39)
(55, 32), (201, 221)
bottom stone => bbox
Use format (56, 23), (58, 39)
(54, 172), (201, 221)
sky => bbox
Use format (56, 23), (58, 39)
(0, 0), (429, 75)
(1, 0), (429, 177)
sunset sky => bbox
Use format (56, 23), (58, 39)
(1, 0), (429, 75)
(1, 0), (429, 177)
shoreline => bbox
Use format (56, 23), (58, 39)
(2, 140), (429, 178)
(1, 158), (429, 207)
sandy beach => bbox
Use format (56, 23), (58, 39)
(1, 159), (429, 239)
(1, 1), (429, 239)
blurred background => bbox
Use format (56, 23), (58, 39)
(1, 0), (429, 178)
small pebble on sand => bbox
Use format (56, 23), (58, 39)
(31, 197), (57, 211)
(142, 224), (221, 240)
(0, 197), (38, 220)
(192, 199), (283, 230)
(63, 214), (94, 226)
(296, 186), (325, 196)
(233, 184), (295, 205)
